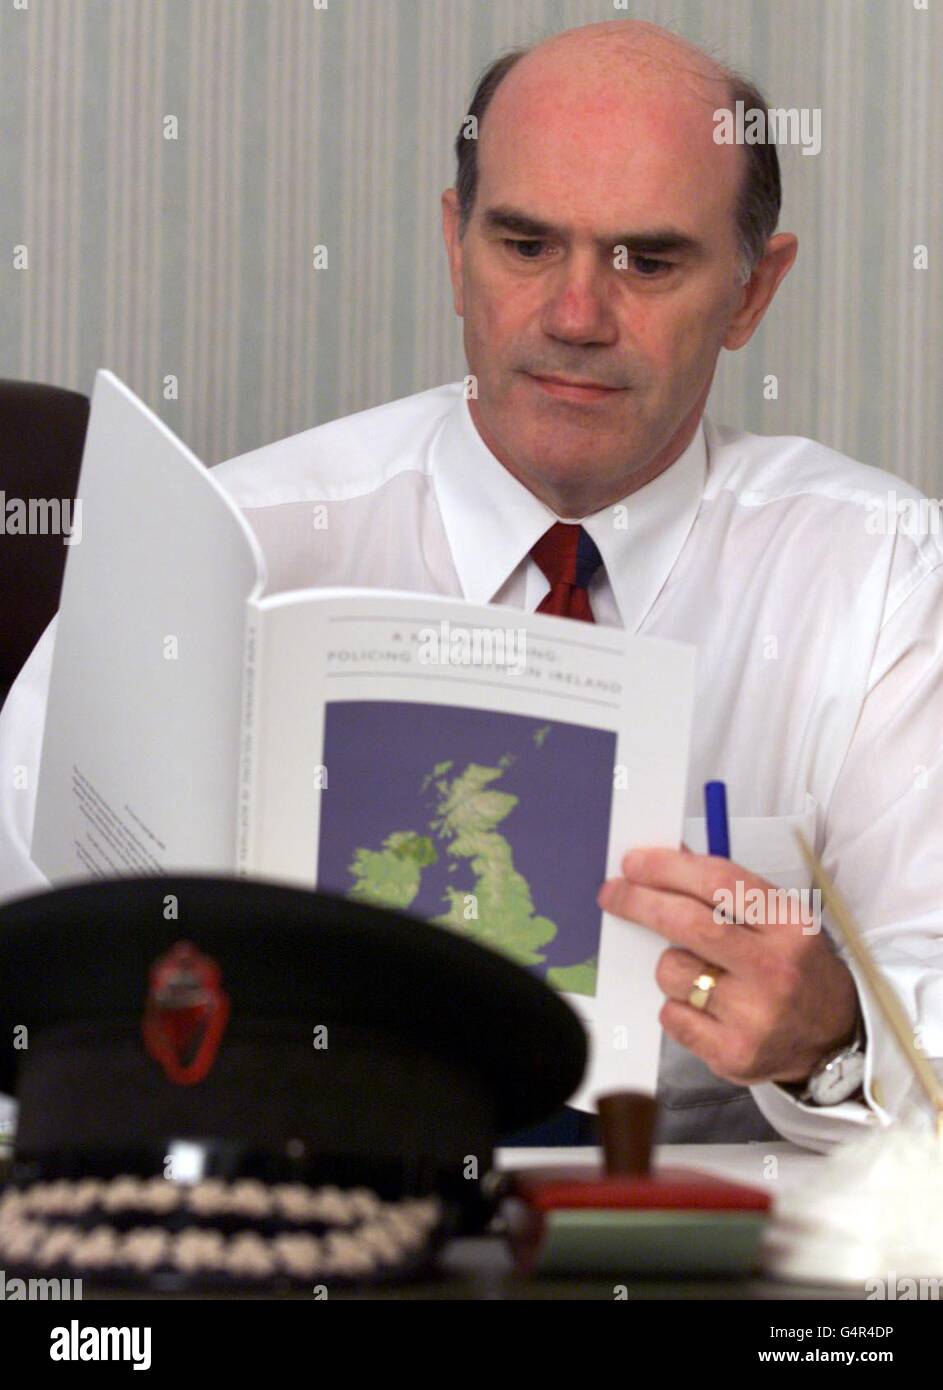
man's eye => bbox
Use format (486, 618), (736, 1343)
(502, 241), (672, 276)
(631, 256), (671, 276)
(504, 238), (546, 259)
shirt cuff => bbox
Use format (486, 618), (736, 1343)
(749, 959), (926, 1151)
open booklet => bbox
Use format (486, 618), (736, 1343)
(32, 369), (697, 1110)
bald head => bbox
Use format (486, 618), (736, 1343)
(507, 18), (729, 95)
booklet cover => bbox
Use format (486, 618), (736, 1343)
(32, 369), (697, 1109)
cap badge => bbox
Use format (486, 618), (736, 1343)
(142, 941), (230, 1085)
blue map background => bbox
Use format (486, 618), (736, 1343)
(315, 700), (616, 991)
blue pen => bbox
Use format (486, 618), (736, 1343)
(704, 780), (730, 858)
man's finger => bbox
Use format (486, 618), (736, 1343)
(597, 880), (755, 970)
(619, 847), (774, 929)
(659, 999), (724, 1062)
(655, 946), (730, 1020)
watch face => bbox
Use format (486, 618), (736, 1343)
(809, 1049), (866, 1105)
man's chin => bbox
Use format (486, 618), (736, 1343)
(515, 449), (642, 498)
(469, 393), (650, 488)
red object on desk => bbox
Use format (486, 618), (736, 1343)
(503, 1093), (772, 1275)
(511, 1166), (772, 1212)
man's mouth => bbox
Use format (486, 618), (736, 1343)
(526, 373), (625, 404)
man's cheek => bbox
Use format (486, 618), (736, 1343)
(470, 304), (516, 368)
(649, 335), (710, 398)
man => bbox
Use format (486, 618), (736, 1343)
(1, 21), (941, 1149)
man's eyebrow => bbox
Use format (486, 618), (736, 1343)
(481, 206), (705, 256)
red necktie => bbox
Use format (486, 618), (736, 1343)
(531, 523), (603, 623)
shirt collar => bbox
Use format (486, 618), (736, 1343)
(583, 418), (707, 632)
(431, 391), (707, 632)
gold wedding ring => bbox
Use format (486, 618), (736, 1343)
(688, 969), (720, 1012)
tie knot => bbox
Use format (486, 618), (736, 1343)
(530, 522), (603, 591)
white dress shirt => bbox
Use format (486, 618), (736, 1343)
(2, 381), (942, 1151)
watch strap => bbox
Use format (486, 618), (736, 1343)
(780, 997), (867, 1105)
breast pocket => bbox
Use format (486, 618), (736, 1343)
(657, 794), (819, 1112)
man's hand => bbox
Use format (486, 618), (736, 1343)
(596, 848), (859, 1088)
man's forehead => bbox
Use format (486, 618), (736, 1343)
(477, 80), (740, 234)
(484, 64), (728, 165)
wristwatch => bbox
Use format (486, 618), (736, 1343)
(783, 1007), (866, 1107)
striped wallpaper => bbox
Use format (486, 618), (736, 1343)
(1, 0), (940, 492)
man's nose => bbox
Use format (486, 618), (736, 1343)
(539, 254), (619, 346)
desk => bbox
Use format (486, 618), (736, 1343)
(496, 1139), (823, 1187)
(70, 1143), (858, 1300)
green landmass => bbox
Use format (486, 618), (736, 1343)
(547, 958), (598, 995)
(347, 831), (437, 910)
(344, 743), (597, 995)
(427, 761), (557, 966)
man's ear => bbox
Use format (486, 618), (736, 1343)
(723, 233), (798, 351)
(441, 188), (465, 317)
